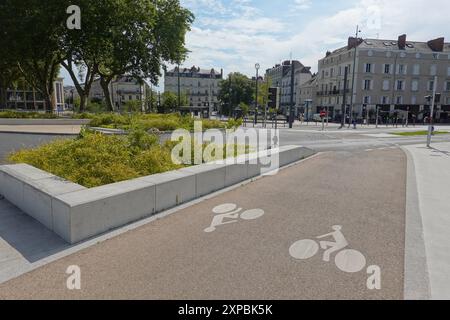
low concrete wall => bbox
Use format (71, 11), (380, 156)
(0, 146), (315, 244)
(0, 119), (90, 126)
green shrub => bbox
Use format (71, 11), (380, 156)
(0, 110), (58, 119)
(8, 129), (250, 188)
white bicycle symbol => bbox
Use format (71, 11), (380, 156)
(289, 225), (367, 273)
(204, 203), (265, 233)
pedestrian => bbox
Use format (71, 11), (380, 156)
(352, 118), (356, 129)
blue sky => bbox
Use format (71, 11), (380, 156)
(61, 0), (450, 90)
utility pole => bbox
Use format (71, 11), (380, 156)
(340, 66), (348, 129)
(376, 105), (379, 128)
(177, 64), (181, 109)
(427, 76), (438, 148)
(289, 61), (295, 129)
(349, 25), (361, 128)
(228, 74), (232, 118)
(264, 76), (269, 128)
(254, 63), (260, 127)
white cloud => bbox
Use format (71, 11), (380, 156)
(178, 0), (450, 82)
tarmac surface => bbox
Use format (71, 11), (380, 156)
(0, 149), (407, 299)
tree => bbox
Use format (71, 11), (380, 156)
(161, 92), (178, 113)
(61, 0), (119, 112)
(0, 1), (69, 112)
(218, 73), (254, 116)
(96, 0), (194, 111)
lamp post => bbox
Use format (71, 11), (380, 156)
(254, 63), (260, 127)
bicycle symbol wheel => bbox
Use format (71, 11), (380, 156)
(240, 209), (265, 220)
(289, 239), (320, 260)
(334, 249), (366, 273)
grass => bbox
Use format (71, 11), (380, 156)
(8, 128), (248, 188)
(391, 131), (450, 136)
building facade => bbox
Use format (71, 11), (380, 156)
(266, 60), (312, 115)
(317, 35), (450, 122)
(3, 78), (65, 111)
(164, 66), (223, 114)
(298, 74), (318, 119)
(89, 76), (150, 111)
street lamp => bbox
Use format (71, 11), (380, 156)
(254, 63), (260, 127)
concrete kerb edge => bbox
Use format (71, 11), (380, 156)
(0, 149), (318, 285)
(401, 146), (431, 300)
(0, 146), (315, 244)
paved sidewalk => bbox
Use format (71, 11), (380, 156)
(0, 149), (406, 300)
(404, 142), (450, 299)
(0, 125), (81, 135)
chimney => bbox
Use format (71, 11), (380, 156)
(398, 34), (406, 49)
(427, 37), (445, 52)
(347, 37), (363, 50)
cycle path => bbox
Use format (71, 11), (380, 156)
(0, 149), (407, 299)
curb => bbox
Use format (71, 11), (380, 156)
(401, 146), (431, 300)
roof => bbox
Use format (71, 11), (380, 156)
(325, 37), (450, 58)
(168, 66), (222, 76)
(359, 38), (450, 53)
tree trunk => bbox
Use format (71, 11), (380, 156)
(100, 76), (114, 112)
(0, 86), (6, 109)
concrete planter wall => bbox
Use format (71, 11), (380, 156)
(0, 146), (315, 244)
(0, 119), (91, 126)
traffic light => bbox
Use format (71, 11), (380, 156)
(268, 87), (280, 109)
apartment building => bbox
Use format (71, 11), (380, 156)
(266, 60), (312, 115)
(317, 35), (450, 122)
(298, 74), (318, 119)
(89, 76), (150, 111)
(164, 66), (223, 114)
(2, 78), (65, 111)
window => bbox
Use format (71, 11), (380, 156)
(396, 96), (403, 104)
(365, 63), (372, 73)
(364, 96), (371, 104)
(430, 65), (437, 76)
(384, 64), (391, 74)
(447, 97), (450, 105)
(411, 96), (417, 105)
(411, 80), (419, 92)
(129, 95), (132, 100)
(428, 80), (435, 91)
(364, 79), (372, 90)
(330, 68), (334, 77)
(381, 96), (389, 105)
(413, 64), (420, 75)
(398, 64), (407, 75)
(448, 67), (450, 76)
(446, 81), (450, 91)
(382, 80), (390, 91)
(396, 80), (404, 91)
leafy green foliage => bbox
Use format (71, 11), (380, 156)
(0, 111), (58, 119)
(218, 73), (255, 115)
(8, 129), (249, 188)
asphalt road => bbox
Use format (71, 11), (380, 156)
(0, 148), (406, 299)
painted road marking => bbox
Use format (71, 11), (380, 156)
(204, 204), (265, 233)
(289, 226), (381, 289)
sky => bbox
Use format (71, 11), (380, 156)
(60, 0), (450, 90)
